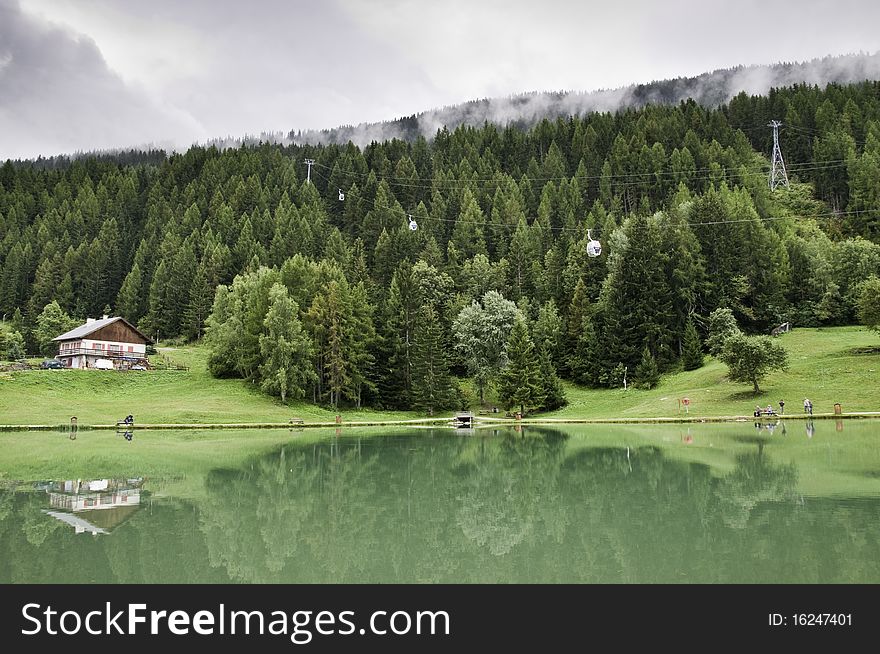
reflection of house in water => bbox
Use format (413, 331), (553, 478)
(41, 478), (144, 535)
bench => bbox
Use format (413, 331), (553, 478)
(753, 410), (777, 418)
(289, 418), (304, 425)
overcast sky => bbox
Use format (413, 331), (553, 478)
(2, 0), (880, 159)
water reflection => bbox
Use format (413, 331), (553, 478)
(40, 478), (143, 535)
(1, 426), (880, 583)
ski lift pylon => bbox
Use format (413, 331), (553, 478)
(586, 229), (602, 257)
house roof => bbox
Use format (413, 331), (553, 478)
(52, 316), (152, 343)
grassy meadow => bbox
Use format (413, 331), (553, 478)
(0, 326), (877, 426)
(547, 326), (880, 421)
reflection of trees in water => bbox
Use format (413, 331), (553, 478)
(0, 486), (225, 583)
(714, 448), (798, 529)
(456, 430), (568, 556)
(141, 435), (880, 582)
(3, 431), (880, 583)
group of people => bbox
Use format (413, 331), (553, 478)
(753, 398), (814, 418)
(754, 403), (780, 417)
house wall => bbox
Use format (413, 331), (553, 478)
(89, 321), (149, 345)
(81, 339), (147, 355)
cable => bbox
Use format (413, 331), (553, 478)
(321, 185), (876, 237)
(311, 157), (850, 196)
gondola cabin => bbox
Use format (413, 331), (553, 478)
(586, 229), (602, 257)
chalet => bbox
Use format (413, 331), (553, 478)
(52, 315), (151, 370)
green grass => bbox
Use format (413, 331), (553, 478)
(0, 327), (877, 426)
(0, 344), (421, 426)
(543, 326), (880, 420)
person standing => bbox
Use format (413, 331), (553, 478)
(804, 398), (810, 414)
(779, 399), (785, 415)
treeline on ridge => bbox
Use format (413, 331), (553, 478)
(1, 81), (879, 412)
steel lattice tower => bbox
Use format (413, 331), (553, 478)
(768, 120), (789, 190)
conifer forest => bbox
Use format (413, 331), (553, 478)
(2, 81), (880, 413)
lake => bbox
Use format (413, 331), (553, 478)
(1, 420), (879, 583)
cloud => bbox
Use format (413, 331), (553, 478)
(293, 52), (880, 148)
(4, 0), (880, 159)
(0, 0), (204, 159)
(5, 0), (441, 158)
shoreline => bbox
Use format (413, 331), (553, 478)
(2, 411), (879, 432)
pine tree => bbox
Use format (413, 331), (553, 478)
(497, 315), (544, 416)
(533, 299), (563, 367)
(564, 278), (591, 376)
(603, 213), (676, 370)
(115, 263), (143, 323)
(537, 345), (567, 411)
(376, 265), (417, 408)
(681, 319), (705, 370)
(634, 346), (660, 389)
(183, 261), (214, 341)
(346, 281), (377, 409)
(451, 189), (487, 260)
(27, 259), (58, 321)
(410, 304), (456, 415)
(307, 281), (349, 407)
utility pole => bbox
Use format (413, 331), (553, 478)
(303, 159), (315, 184)
(768, 120), (789, 190)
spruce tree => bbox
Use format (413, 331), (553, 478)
(497, 315), (544, 416)
(681, 319), (705, 370)
(634, 346), (660, 389)
(537, 345), (567, 411)
(183, 262), (214, 341)
(115, 263), (143, 324)
(564, 278), (591, 376)
(27, 259), (58, 321)
(410, 304), (456, 415)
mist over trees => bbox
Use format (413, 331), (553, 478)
(2, 80), (880, 411)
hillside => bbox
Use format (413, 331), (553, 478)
(1, 327), (876, 426)
(2, 76), (879, 417)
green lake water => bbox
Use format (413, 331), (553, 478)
(2, 420), (879, 583)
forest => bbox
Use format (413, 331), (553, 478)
(1, 81), (879, 413)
